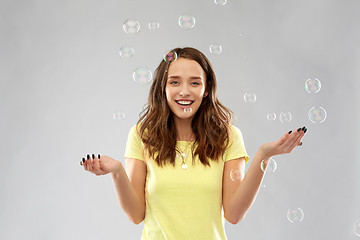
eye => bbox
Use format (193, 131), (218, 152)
(169, 81), (179, 85)
(192, 82), (200, 85)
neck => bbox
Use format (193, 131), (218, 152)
(174, 117), (195, 141)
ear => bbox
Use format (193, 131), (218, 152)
(203, 92), (208, 98)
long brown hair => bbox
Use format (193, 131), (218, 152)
(137, 47), (236, 168)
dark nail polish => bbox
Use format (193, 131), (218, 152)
(304, 128), (307, 133)
(87, 154), (90, 160)
(98, 154), (100, 159)
(297, 128), (301, 132)
(82, 158), (85, 162)
(92, 154), (95, 159)
(301, 126), (305, 131)
(300, 142), (303, 146)
(288, 131), (292, 134)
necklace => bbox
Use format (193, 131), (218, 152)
(176, 141), (193, 170)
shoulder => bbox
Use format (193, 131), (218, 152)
(229, 124), (243, 137)
(129, 123), (145, 135)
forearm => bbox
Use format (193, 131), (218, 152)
(227, 147), (268, 224)
(111, 165), (145, 224)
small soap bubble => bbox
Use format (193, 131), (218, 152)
(209, 44), (222, 54)
(244, 93), (256, 103)
(279, 112), (292, 123)
(267, 113), (276, 121)
(260, 158), (277, 173)
(163, 50), (178, 63)
(123, 19), (140, 34)
(214, 0), (227, 5)
(230, 169), (242, 182)
(184, 107), (193, 113)
(305, 78), (321, 94)
(287, 208), (304, 223)
(133, 67), (153, 84)
(308, 107), (327, 123)
(113, 111), (126, 120)
(353, 220), (360, 237)
(119, 46), (135, 58)
(178, 15), (195, 29)
(148, 22), (160, 30)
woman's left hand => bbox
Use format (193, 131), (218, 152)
(260, 126), (307, 159)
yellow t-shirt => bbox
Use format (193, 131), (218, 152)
(124, 124), (249, 240)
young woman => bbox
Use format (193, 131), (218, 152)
(80, 47), (307, 240)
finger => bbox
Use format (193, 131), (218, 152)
(279, 131), (292, 145)
(281, 129), (299, 149)
(87, 154), (93, 171)
(288, 127), (305, 151)
(92, 154), (102, 173)
(80, 157), (85, 166)
(84, 157), (88, 170)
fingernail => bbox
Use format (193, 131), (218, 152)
(98, 154), (100, 159)
(301, 126), (305, 131)
(87, 154), (90, 160)
(82, 158), (85, 163)
(297, 128), (301, 132)
(92, 154), (95, 159)
(304, 128), (307, 133)
(300, 142), (303, 146)
(288, 131), (292, 134)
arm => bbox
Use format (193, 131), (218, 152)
(225, 128), (306, 224)
(224, 149), (268, 224)
(111, 159), (146, 225)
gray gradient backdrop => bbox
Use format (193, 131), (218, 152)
(1, 0), (359, 239)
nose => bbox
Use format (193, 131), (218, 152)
(179, 86), (190, 97)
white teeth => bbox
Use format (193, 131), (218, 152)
(177, 101), (192, 105)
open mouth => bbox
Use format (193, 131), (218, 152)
(175, 100), (194, 107)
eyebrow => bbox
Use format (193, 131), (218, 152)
(167, 75), (203, 80)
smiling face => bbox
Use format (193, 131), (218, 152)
(165, 58), (208, 122)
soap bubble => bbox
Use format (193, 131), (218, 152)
(184, 107), (193, 113)
(308, 107), (327, 123)
(244, 93), (256, 103)
(119, 46), (134, 58)
(133, 67), (153, 84)
(279, 112), (292, 123)
(176, 152), (187, 159)
(260, 158), (277, 173)
(148, 22), (160, 30)
(209, 44), (222, 54)
(163, 50), (178, 63)
(178, 15), (195, 29)
(267, 113), (276, 121)
(214, 0), (227, 5)
(230, 169), (242, 181)
(287, 208), (304, 223)
(113, 111), (126, 120)
(305, 78), (321, 94)
(353, 220), (360, 237)
(123, 19), (140, 34)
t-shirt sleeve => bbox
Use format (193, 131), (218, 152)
(124, 124), (145, 161)
(223, 125), (250, 164)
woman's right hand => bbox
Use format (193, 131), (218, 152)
(80, 154), (122, 176)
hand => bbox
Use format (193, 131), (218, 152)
(260, 126), (307, 159)
(80, 154), (122, 176)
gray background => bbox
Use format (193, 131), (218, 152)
(1, 0), (359, 239)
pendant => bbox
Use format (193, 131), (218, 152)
(182, 163), (188, 169)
